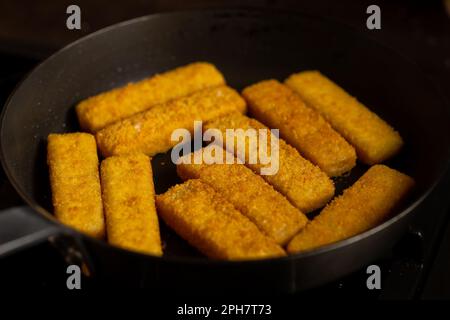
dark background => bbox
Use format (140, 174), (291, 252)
(1, 0), (449, 76)
(0, 0), (449, 298)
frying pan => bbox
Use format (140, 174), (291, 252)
(1, 9), (449, 293)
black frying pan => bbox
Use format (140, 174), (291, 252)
(1, 9), (450, 292)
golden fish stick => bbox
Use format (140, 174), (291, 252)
(242, 80), (356, 177)
(204, 112), (335, 212)
(96, 86), (246, 157)
(287, 165), (415, 253)
(100, 153), (162, 255)
(156, 179), (285, 260)
(177, 161), (308, 245)
(285, 71), (403, 165)
(47, 133), (105, 238)
(76, 62), (225, 132)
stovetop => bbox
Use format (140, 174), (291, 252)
(0, 51), (449, 298)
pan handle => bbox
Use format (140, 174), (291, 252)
(0, 206), (60, 257)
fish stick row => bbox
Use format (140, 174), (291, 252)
(177, 154), (308, 245)
(96, 85), (246, 157)
(156, 179), (285, 260)
(100, 153), (162, 255)
(47, 62), (413, 261)
(48, 133), (163, 254)
(285, 71), (403, 165)
(76, 62), (225, 132)
(48, 133), (286, 258)
(47, 134), (414, 258)
(242, 80), (356, 177)
(203, 112), (335, 213)
(287, 165), (415, 253)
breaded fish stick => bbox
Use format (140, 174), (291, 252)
(96, 86), (246, 157)
(100, 153), (162, 255)
(178, 160), (308, 245)
(285, 71), (403, 164)
(287, 165), (414, 253)
(156, 179), (285, 260)
(204, 113), (334, 212)
(47, 133), (105, 238)
(76, 62), (225, 132)
(242, 80), (356, 177)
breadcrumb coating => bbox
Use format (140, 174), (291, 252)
(156, 179), (286, 260)
(178, 159), (308, 245)
(287, 165), (414, 253)
(96, 86), (246, 157)
(204, 112), (335, 212)
(242, 80), (356, 177)
(76, 62), (225, 132)
(285, 71), (403, 165)
(47, 133), (105, 238)
(100, 153), (162, 255)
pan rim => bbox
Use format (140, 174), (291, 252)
(1, 7), (450, 266)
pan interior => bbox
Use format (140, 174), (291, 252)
(1, 10), (449, 259)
